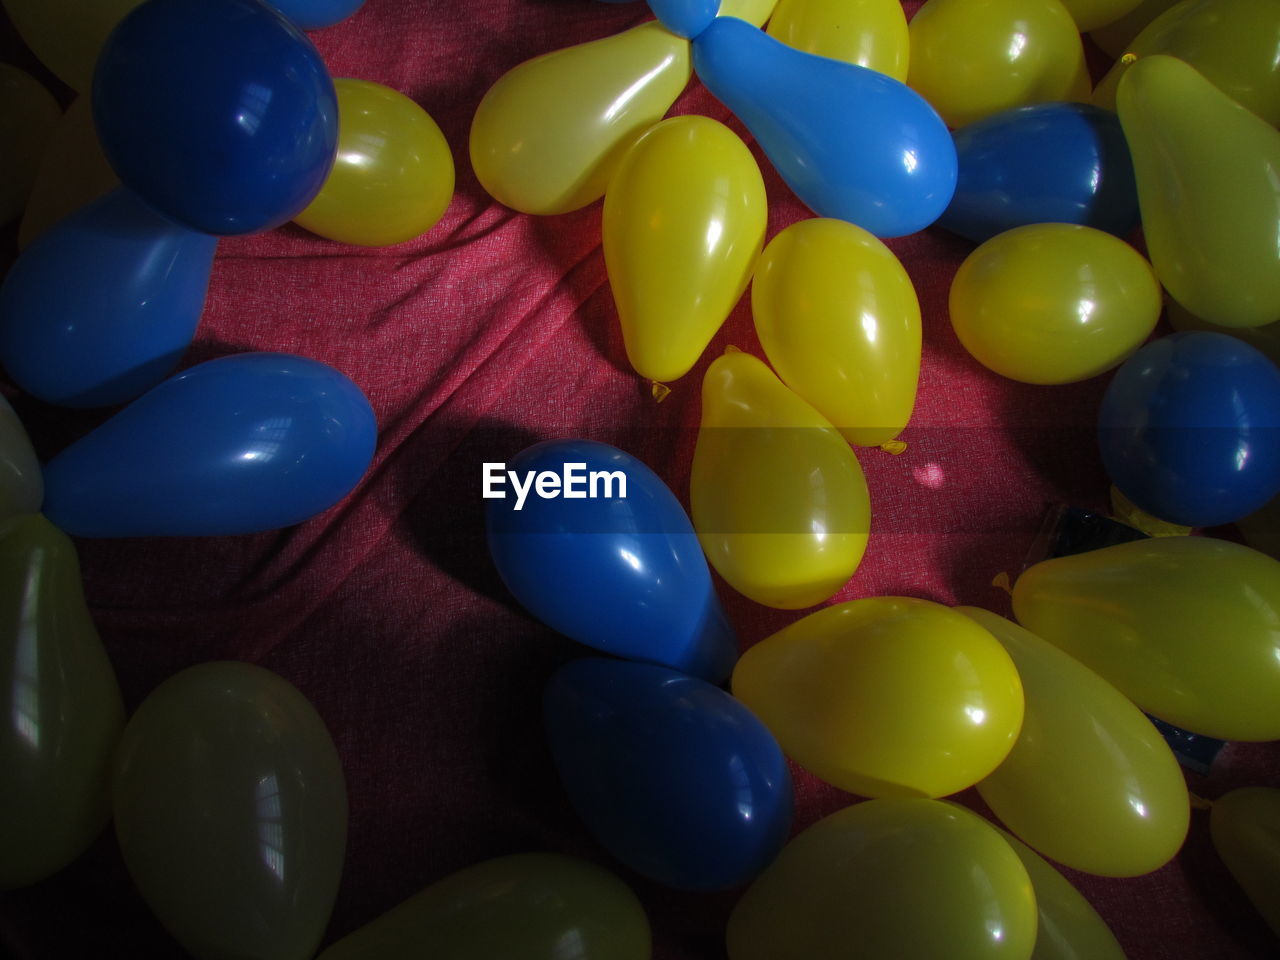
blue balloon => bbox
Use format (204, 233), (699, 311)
(42, 353), (377, 537)
(93, 0), (338, 235)
(0, 189), (217, 408)
(938, 102), (1140, 244)
(1098, 332), (1280, 527)
(261, 0), (364, 30)
(486, 439), (737, 683)
(544, 658), (791, 890)
(692, 16), (956, 238)
(647, 0), (719, 39)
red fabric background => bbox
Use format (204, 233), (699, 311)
(2, 1), (1278, 957)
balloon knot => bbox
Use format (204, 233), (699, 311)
(723, 345), (742, 355)
(880, 439), (908, 455)
(1120, 52), (1139, 65)
(1109, 486), (1193, 538)
(650, 381), (672, 402)
(991, 572), (1013, 595)
(1189, 792), (1213, 811)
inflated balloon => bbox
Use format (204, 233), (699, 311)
(262, 0), (365, 30)
(1097, 332), (1280, 527)
(766, 0), (909, 82)
(1094, 0), (1280, 126)
(0, 188), (218, 408)
(318, 853), (650, 960)
(939, 103), (1140, 244)
(648, 0), (719, 39)
(0, 395), (41, 521)
(1166, 300), (1280, 367)
(693, 16), (956, 238)
(719, 0), (777, 22)
(907, 0), (1091, 129)
(18, 95), (119, 250)
(1237, 494), (1280, 562)
(732, 597), (1023, 798)
(486, 439), (737, 683)
(93, 0), (338, 234)
(1210, 787), (1280, 938)
(959, 608), (1189, 878)
(0, 0), (142, 91)
(1117, 55), (1280, 329)
(115, 662), (346, 960)
(1057, 0), (1143, 31)
(544, 658), (791, 890)
(41, 352), (377, 537)
(949, 224), (1160, 385)
(727, 799), (1037, 960)
(752, 217), (920, 448)
(1089, 0), (1180, 58)
(294, 79), (454, 246)
(0, 515), (123, 890)
(692, 350), (869, 609)
(0, 64), (59, 226)
(1013, 536), (1280, 741)
(470, 21), (691, 216)
(603, 115), (766, 384)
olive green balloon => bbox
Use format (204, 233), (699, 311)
(1210, 787), (1280, 938)
(0, 514), (123, 889)
(114, 661), (347, 960)
(319, 852), (651, 960)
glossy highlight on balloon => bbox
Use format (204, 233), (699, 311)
(93, 0), (338, 234)
(544, 658), (791, 890)
(766, 0), (909, 81)
(41, 352), (378, 537)
(0, 188), (219, 408)
(0, 63), (60, 226)
(470, 21), (691, 216)
(1210, 787), (1280, 939)
(486, 439), (738, 683)
(693, 16), (956, 238)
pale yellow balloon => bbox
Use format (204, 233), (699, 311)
(0, 63), (60, 227)
(1057, 0), (1144, 32)
(469, 21), (691, 216)
(719, 0), (780, 26)
(1, 0), (144, 92)
(1117, 55), (1280, 328)
(960, 607), (1189, 878)
(1088, 0), (1180, 59)
(692, 349), (870, 609)
(767, 0), (909, 82)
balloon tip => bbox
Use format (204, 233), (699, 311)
(1120, 52), (1138, 65)
(723, 345), (742, 355)
(880, 440), (908, 455)
(651, 381), (672, 402)
(1189, 792), (1213, 811)
(991, 572), (1013, 595)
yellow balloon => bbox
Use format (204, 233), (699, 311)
(959, 607), (1189, 878)
(691, 349), (869, 609)
(1117, 55), (1280, 329)
(948, 224), (1162, 385)
(1093, 0), (1280, 126)
(732, 597), (1024, 798)
(907, 0), (1091, 129)
(766, 0), (909, 82)
(1057, 0), (1144, 32)
(727, 799), (1037, 960)
(1166, 297), (1280, 365)
(469, 21), (691, 216)
(1210, 787), (1280, 939)
(603, 115), (766, 384)
(1088, 0), (1180, 59)
(18, 95), (119, 249)
(752, 217), (920, 447)
(294, 79), (453, 247)
(1013, 537), (1280, 741)
(719, 0), (780, 26)
(0, 64), (60, 227)
(1, 0), (143, 92)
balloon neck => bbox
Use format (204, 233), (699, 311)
(650, 381), (672, 402)
(880, 439), (908, 455)
(1109, 486), (1193, 538)
(990, 572), (1013, 596)
(723, 345), (742, 355)
(1120, 52), (1139, 66)
(1189, 793), (1213, 811)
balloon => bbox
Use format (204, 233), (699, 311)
(41, 352), (377, 537)
(0, 64), (60, 227)
(1057, 0), (1143, 31)
(692, 350), (869, 608)
(1116, 55), (1280, 329)
(726, 799), (1037, 960)
(0, 188), (219, 408)
(1210, 787), (1280, 939)
(318, 853), (650, 960)
(958, 608), (1189, 878)
(470, 21), (691, 216)
(0, 515), (123, 890)
(603, 115), (766, 384)
(1237, 493), (1280, 561)
(907, 0), (1091, 129)
(692, 16), (956, 238)
(543, 658), (792, 890)
(262, 0), (365, 30)
(1166, 299), (1280, 367)
(294, 79), (454, 246)
(732, 597), (1023, 798)
(486, 439), (738, 683)
(1088, 0), (1180, 58)
(115, 662), (345, 960)
(92, 0), (338, 235)
(719, 0), (778, 24)
(18, 95), (119, 250)
(0, 0), (142, 92)
(648, 0), (719, 39)
(0, 394), (42, 522)
(752, 217), (920, 447)
(1097, 332), (1280, 527)
(766, 0), (909, 82)
(938, 102), (1141, 244)
(949, 224), (1161, 385)
(1093, 0), (1280, 126)
(1012, 536), (1280, 741)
